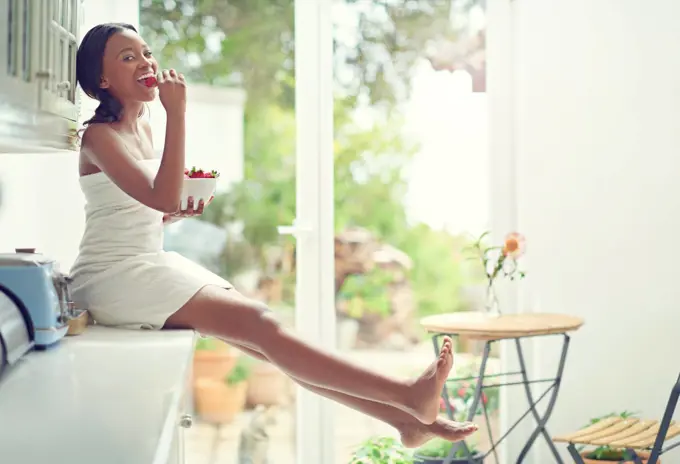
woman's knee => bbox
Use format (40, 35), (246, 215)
(167, 286), (280, 340)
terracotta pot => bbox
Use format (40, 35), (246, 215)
(193, 346), (239, 384)
(579, 451), (657, 464)
(194, 378), (248, 424)
(246, 362), (290, 407)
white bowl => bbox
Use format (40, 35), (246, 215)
(181, 177), (217, 210)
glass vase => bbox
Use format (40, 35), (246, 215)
(484, 282), (502, 318)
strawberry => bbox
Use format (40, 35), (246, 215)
(143, 76), (157, 88)
(184, 166), (220, 179)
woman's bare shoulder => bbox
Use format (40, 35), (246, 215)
(78, 124), (117, 175)
(81, 122), (116, 148)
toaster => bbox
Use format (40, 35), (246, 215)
(0, 285), (34, 379)
(0, 252), (72, 348)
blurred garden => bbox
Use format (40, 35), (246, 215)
(140, 0), (488, 349)
(140, 1), (492, 462)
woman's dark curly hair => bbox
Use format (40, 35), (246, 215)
(77, 23), (144, 126)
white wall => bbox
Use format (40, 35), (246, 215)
(490, 0), (680, 461)
(0, 152), (86, 270)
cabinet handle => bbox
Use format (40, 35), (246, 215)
(56, 81), (71, 91)
(35, 71), (52, 79)
(179, 414), (193, 429)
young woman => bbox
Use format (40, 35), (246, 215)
(70, 22), (478, 448)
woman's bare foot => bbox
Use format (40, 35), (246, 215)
(399, 417), (479, 448)
(405, 337), (455, 424)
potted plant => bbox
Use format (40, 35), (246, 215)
(440, 374), (500, 421)
(192, 336), (240, 384)
(246, 358), (291, 408)
(336, 269), (394, 349)
(414, 437), (482, 464)
(194, 356), (251, 424)
(578, 412), (658, 463)
(437, 373), (500, 454)
(348, 436), (414, 464)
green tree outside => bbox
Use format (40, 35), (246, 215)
(140, 0), (485, 320)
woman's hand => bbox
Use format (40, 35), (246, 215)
(162, 196), (214, 224)
(157, 69), (186, 116)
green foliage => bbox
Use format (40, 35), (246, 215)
(338, 268), (394, 318)
(397, 225), (474, 318)
(348, 436), (413, 464)
(140, 0), (484, 319)
(139, 0), (467, 111)
(225, 357), (251, 386)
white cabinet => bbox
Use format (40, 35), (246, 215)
(36, 0), (81, 121)
(0, 327), (196, 464)
(0, 0), (38, 109)
(0, 0), (82, 153)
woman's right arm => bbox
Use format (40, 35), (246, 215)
(81, 69), (187, 214)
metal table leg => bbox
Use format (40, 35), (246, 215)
(515, 334), (570, 463)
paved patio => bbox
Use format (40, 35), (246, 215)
(185, 344), (500, 464)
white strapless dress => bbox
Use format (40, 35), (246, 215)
(69, 158), (232, 329)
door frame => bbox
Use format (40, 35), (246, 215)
(487, 0), (522, 462)
(293, 1), (336, 463)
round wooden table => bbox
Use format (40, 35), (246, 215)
(420, 312), (584, 464)
(420, 312), (584, 340)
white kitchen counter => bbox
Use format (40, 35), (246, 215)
(0, 326), (196, 464)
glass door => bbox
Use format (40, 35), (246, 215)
(280, 1), (336, 462)
(140, 0), (335, 462)
(329, 1), (496, 463)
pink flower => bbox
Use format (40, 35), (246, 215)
(502, 232), (526, 258)
(448, 398), (456, 412)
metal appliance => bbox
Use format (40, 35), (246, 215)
(0, 252), (72, 348)
(0, 285), (34, 379)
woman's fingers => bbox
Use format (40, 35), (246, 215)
(173, 196), (210, 217)
(196, 199), (205, 215)
(183, 197), (195, 216)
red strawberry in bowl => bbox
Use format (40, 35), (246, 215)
(180, 166), (220, 210)
(185, 166), (220, 179)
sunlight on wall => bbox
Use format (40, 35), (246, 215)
(405, 63), (489, 236)
(0, 152), (84, 270)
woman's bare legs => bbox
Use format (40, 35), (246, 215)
(165, 285), (452, 424)
(226, 340), (478, 448)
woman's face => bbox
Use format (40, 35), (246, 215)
(99, 29), (158, 103)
